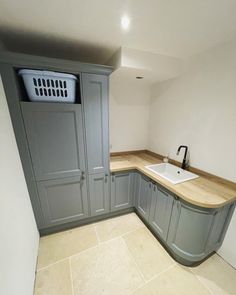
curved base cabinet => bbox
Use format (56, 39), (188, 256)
(166, 200), (235, 266)
(134, 172), (236, 266)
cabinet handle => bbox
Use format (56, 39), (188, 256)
(149, 182), (152, 188)
(153, 185), (156, 191)
(177, 200), (181, 210)
(105, 174), (108, 182)
(81, 171), (85, 181)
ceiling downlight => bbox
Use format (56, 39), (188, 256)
(121, 16), (130, 30)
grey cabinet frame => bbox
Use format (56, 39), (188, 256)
(167, 200), (215, 262)
(149, 184), (174, 241)
(111, 171), (134, 211)
(166, 199), (235, 265)
(21, 102), (86, 181)
(81, 73), (109, 175)
(89, 173), (110, 216)
(135, 173), (152, 222)
(37, 176), (89, 226)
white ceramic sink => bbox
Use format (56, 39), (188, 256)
(145, 163), (199, 184)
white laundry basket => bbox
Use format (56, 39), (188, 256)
(19, 69), (77, 103)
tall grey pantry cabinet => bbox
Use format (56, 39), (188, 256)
(82, 74), (110, 217)
(0, 52), (112, 232)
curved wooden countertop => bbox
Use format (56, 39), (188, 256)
(110, 152), (236, 209)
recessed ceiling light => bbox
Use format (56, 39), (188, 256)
(121, 16), (130, 30)
(136, 76), (144, 79)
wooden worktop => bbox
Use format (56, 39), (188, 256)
(110, 152), (236, 209)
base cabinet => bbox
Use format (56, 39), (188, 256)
(111, 172), (134, 211)
(135, 173), (152, 222)
(89, 173), (110, 216)
(133, 176), (235, 266)
(37, 176), (89, 227)
(166, 200), (235, 265)
(149, 185), (174, 241)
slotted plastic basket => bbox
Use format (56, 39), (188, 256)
(19, 69), (77, 103)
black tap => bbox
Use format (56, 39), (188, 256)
(177, 145), (188, 170)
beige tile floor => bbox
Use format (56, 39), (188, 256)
(35, 213), (236, 295)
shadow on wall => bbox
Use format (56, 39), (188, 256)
(110, 74), (151, 106)
(0, 40), (5, 50)
(0, 26), (116, 64)
(151, 77), (179, 99)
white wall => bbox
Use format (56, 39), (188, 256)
(110, 74), (150, 152)
(149, 40), (236, 182)
(148, 39), (236, 267)
(0, 77), (39, 294)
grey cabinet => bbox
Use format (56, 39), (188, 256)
(21, 102), (86, 181)
(0, 53), (113, 232)
(82, 73), (110, 218)
(149, 184), (174, 241)
(135, 173), (152, 222)
(89, 173), (110, 216)
(21, 102), (89, 229)
(134, 175), (235, 266)
(37, 176), (89, 226)
(167, 200), (215, 263)
(82, 74), (109, 175)
(166, 200), (235, 265)
(206, 203), (235, 253)
(111, 172), (134, 211)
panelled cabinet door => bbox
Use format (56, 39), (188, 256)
(149, 185), (174, 241)
(21, 102), (86, 181)
(89, 173), (110, 216)
(37, 176), (89, 227)
(82, 74), (109, 174)
(136, 174), (152, 222)
(206, 202), (236, 253)
(111, 172), (134, 211)
(167, 200), (216, 263)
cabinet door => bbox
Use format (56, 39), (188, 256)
(21, 102), (86, 181)
(111, 172), (134, 212)
(136, 174), (152, 222)
(37, 176), (89, 227)
(89, 173), (110, 216)
(149, 185), (174, 241)
(82, 74), (109, 174)
(167, 200), (216, 262)
(206, 202), (235, 253)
